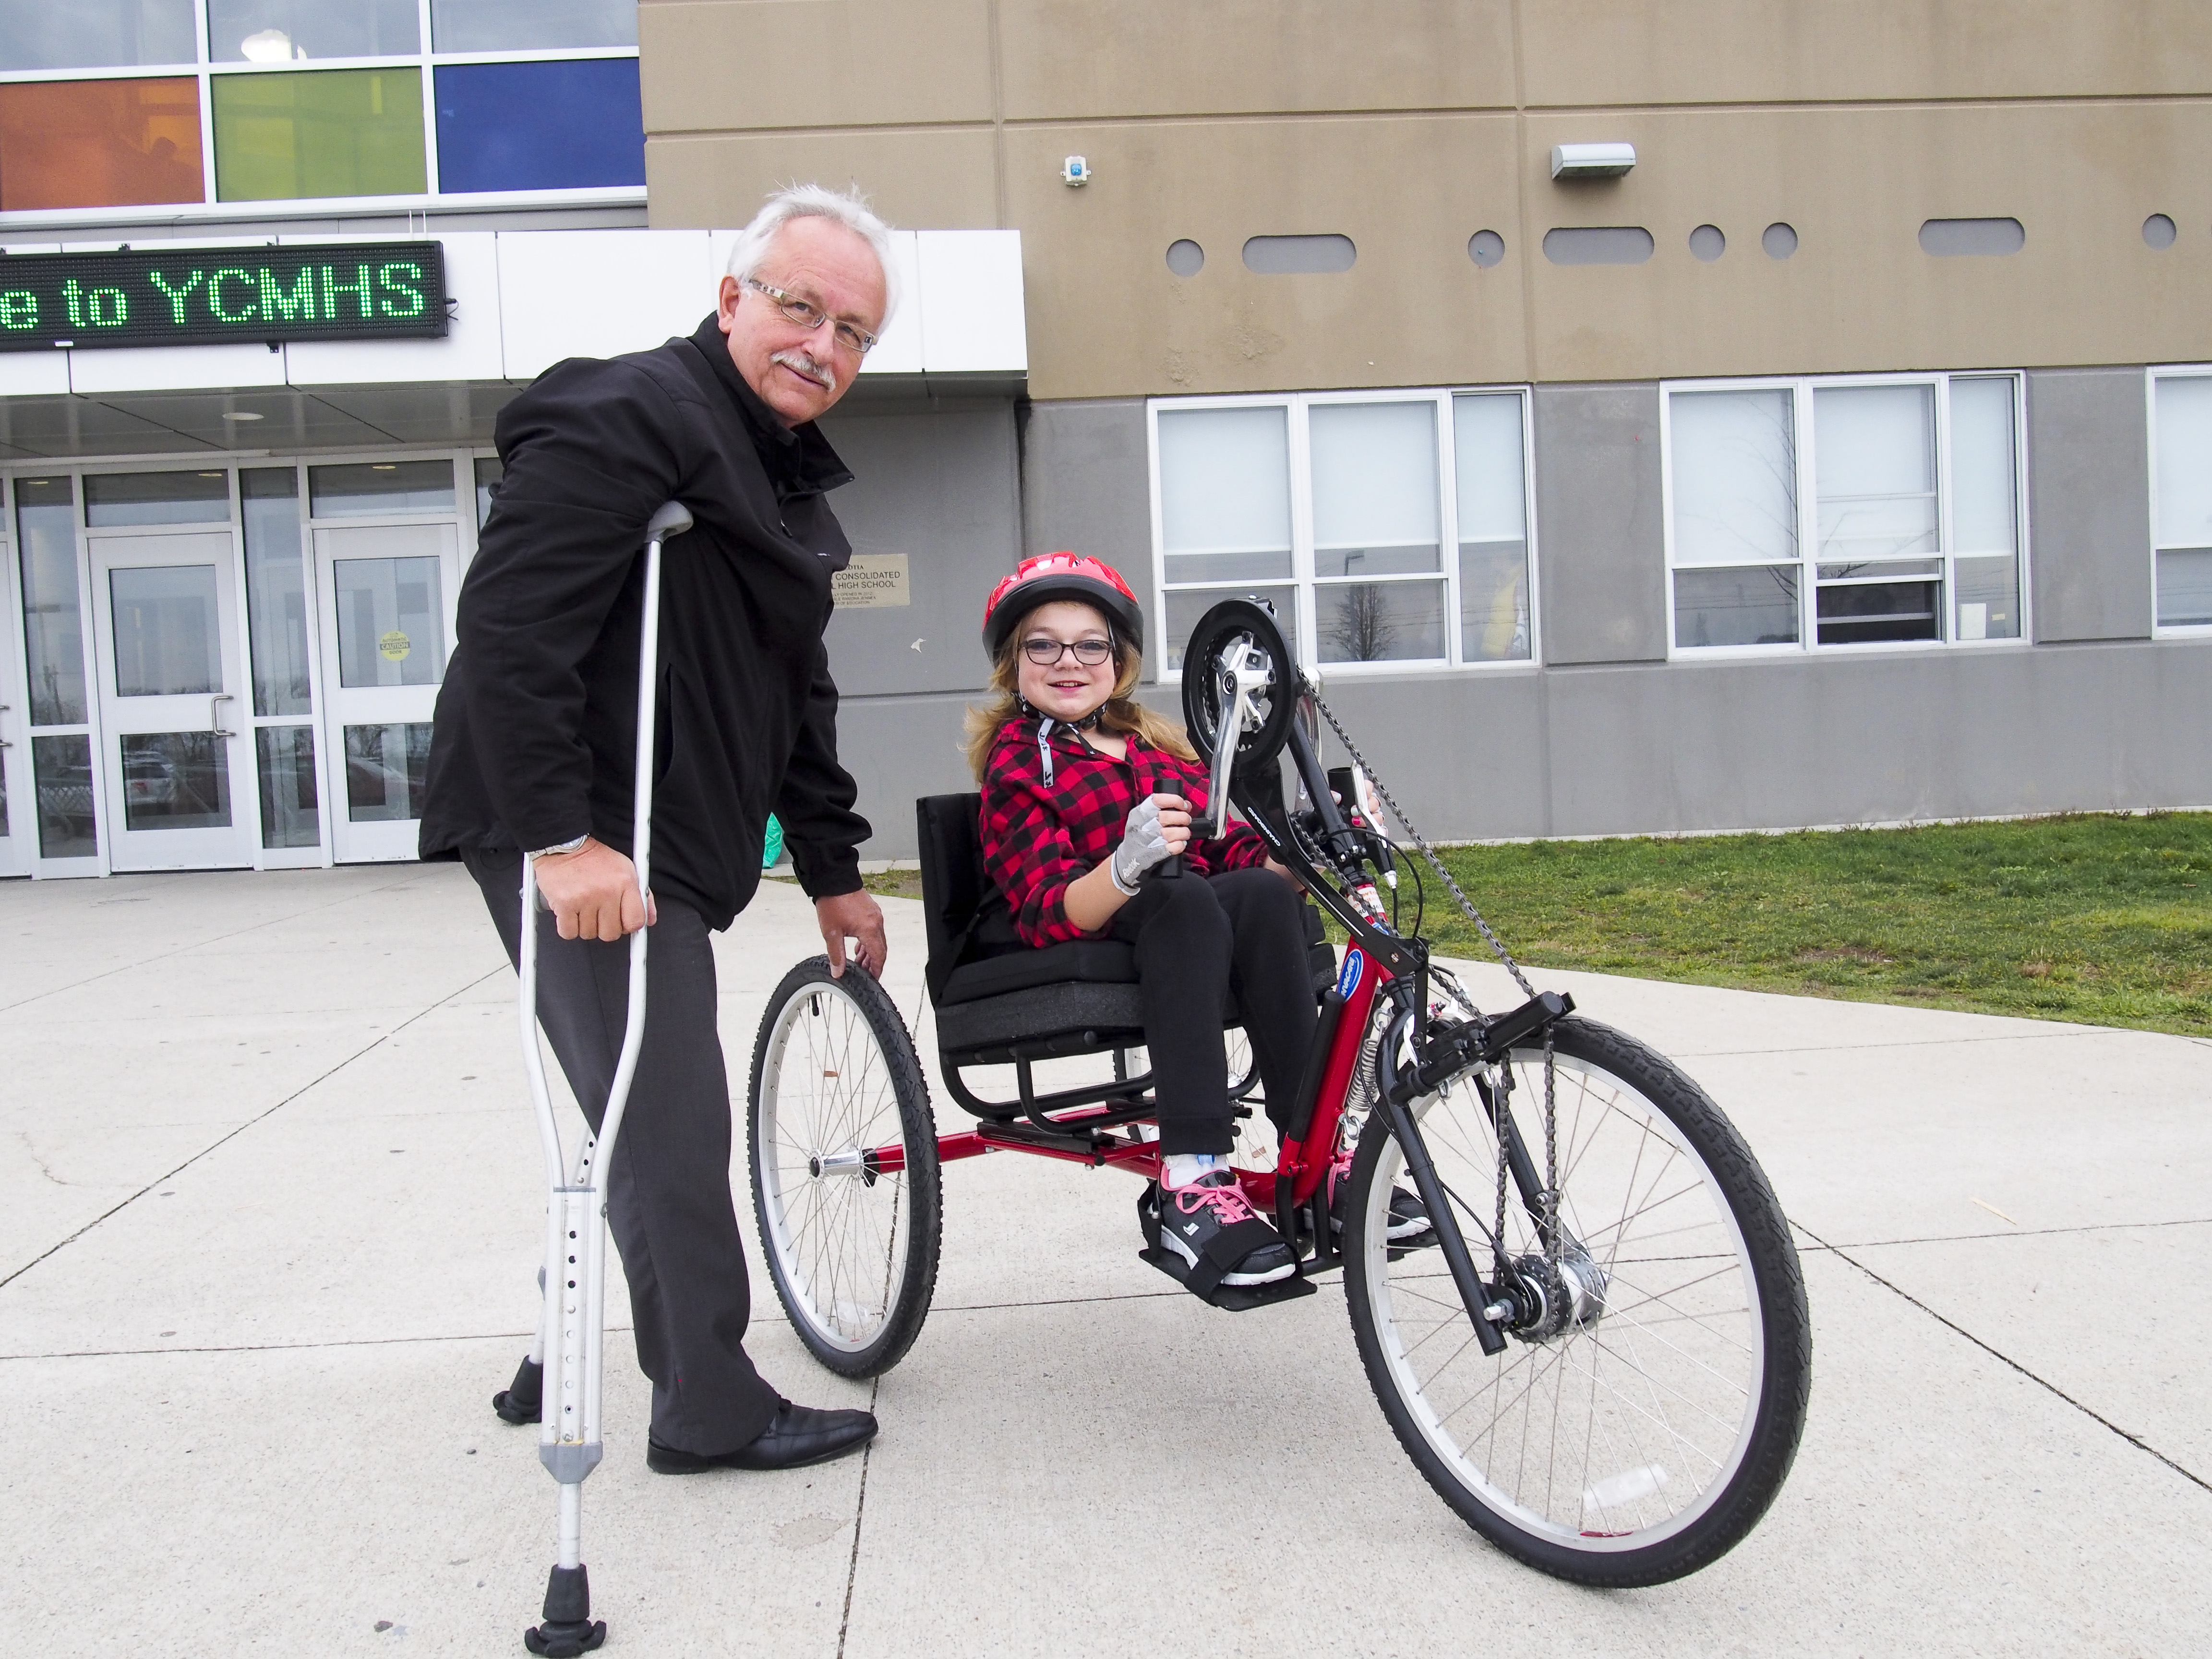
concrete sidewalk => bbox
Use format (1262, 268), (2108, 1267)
(2, 863), (2206, 1656)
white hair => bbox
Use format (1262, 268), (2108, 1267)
(725, 183), (900, 329)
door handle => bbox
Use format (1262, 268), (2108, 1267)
(210, 692), (235, 739)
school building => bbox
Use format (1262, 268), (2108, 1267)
(4, 1), (2209, 876)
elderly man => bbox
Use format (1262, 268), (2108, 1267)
(420, 185), (893, 1474)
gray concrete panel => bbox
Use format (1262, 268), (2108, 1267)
(832, 691), (989, 857)
(837, 638), (2212, 856)
(827, 641), (2212, 858)
(2026, 369), (2154, 644)
(817, 401), (1021, 697)
(1530, 383), (1667, 667)
(1018, 398), (1158, 647)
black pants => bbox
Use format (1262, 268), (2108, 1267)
(467, 848), (780, 1456)
(1112, 867), (1317, 1156)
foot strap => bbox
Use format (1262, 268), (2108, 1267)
(1179, 1213), (1286, 1300)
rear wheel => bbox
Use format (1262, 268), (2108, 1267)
(747, 958), (941, 1377)
(1343, 1016), (1809, 1587)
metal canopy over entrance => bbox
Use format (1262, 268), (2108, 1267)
(1, 450), (484, 876)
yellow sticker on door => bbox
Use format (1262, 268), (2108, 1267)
(378, 630), (411, 661)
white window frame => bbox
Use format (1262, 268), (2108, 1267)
(2147, 364), (2212, 639)
(1145, 385), (1540, 679)
(0, 1), (646, 228)
(1659, 371), (2032, 660)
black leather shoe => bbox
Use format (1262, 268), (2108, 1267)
(646, 1401), (877, 1475)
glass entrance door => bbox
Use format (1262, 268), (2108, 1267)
(314, 520), (460, 862)
(88, 533), (256, 871)
(0, 541), (25, 877)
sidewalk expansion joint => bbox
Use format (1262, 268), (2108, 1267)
(1801, 1215), (2212, 1251)
(0, 1325), (637, 1364)
(1798, 1223), (2212, 1498)
(834, 1374), (881, 1659)
(0, 962), (507, 1295)
(1677, 1026), (2132, 1061)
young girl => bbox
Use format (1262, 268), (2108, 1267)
(968, 553), (1319, 1288)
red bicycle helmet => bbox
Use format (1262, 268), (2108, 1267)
(981, 552), (1145, 656)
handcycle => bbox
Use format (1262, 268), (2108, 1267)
(745, 597), (1811, 1587)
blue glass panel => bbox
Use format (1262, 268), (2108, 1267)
(433, 59), (643, 193)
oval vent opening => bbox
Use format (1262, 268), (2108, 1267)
(1242, 234), (1357, 275)
(1919, 217), (2024, 257)
(1541, 226), (1654, 266)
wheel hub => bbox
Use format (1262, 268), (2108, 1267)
(1503, 1245), (1607, 1343)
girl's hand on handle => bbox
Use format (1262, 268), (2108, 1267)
(1112, 793), (1191, 892)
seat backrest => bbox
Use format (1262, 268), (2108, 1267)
(915, 793), (987, 1003)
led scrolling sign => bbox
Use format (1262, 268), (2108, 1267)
(0, 242), (448, 351)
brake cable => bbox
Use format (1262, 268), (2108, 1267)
(1299, 676), (1563, 1277)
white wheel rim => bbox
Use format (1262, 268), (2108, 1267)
(1362, 1050), (1767, 1553)
(757, 979), (913, 1355)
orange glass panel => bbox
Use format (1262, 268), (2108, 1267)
(0, 78), (205, 211)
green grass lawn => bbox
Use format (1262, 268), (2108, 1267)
(1401, 812), (2212, 1037)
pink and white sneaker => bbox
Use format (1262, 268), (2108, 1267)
(1154, 1170), (1297, 1286)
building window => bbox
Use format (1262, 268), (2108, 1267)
(1149, 389), (1535, 674)
(1662, 373), (2026, 655)
(432, 57), (643, 193)
(0, 0), (643, 217)
(2151, 369), (2212, 633)
(0, 76), (204, 211)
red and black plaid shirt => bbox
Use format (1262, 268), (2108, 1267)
(979, 716), (1272, 947)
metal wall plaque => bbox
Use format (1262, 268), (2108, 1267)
(831, 553), (911, 608)
(0, 242), (447, 351)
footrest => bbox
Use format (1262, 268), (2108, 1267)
(1138, 1247), (1319, 1311)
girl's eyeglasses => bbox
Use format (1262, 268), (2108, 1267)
(1022, 636), (1115, 667)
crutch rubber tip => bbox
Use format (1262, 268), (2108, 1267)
(493, 1355), (543, 1425)
(524, 1565), (605, 1656)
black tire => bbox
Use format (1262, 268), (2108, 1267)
(1343, 1016), (1810, 1587)
(746, 957), (941, 1378)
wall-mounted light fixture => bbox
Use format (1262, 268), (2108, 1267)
(1550, 143), (1636, 180)
(1061, 156), (1090, 187)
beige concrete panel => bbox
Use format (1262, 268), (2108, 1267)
(1521, 0), (2212, 107)
(639, 0), (996, 132)
(1518, 102), (2212, 383)
(997, 0), (1516, 120)
(645, 128), (1000, 232)
(1004, 116), (1530, 401)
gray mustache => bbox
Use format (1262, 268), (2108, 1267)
(770, 349), (837, 395)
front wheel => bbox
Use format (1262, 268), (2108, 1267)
(1343, 1016), (1809, 1587)
(747, 958), (941, 1377)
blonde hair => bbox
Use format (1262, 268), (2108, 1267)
(964, 630), (1198, 780)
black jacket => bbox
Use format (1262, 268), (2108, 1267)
(419, 315), (870, 928)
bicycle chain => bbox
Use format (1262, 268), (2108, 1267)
(1302, 680), (1535, 1001)
(1300, 677), (1562, 1273)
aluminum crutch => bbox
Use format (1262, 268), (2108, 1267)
(516, 499), (692, 1659)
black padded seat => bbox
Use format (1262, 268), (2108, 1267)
(939, 938), (1136, 1005)
(914, 791), (1333, 1069)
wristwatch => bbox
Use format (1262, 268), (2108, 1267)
(531, 834), (590, 858)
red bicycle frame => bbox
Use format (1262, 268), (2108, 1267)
(871, 944), (1390, 1222)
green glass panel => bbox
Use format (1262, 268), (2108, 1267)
(212, 67), (426, 202)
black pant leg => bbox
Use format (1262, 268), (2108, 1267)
(1206, 868), (1321, 1138)
(467, 848), (780, 1455)
(1111, 874), (1236, 1155)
